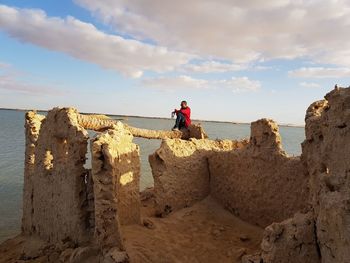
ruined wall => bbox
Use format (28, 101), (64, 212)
(149, 139), (246, 216)
(242, 212), (320, 263)
(209, 119), (309, 227)
(21, 108), (138, 261)
(22, 111), (45, 234)
(22, 108), (93, 244)
(91, 122), (141, 250)
(302, 87), (350, 262)
(15, 88), (350, 263)
(78, 113), (207, 140)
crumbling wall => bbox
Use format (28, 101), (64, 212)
(15, 88), (350, 263)
(78, 113), (207, 139)
(22, 111), (45, 234)
(91, 122), (141, 250)
(149, 139), (246, 216)
(22, 108), (136, 262)
(242, 212), (320, 263)
(209, 119), (309, 227)
(22, 108), (93, 244)
(302, 87), (350, 262)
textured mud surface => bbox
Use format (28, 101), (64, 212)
(2, 86), (350, 263)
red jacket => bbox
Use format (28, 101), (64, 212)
(176, 107), (191, 127)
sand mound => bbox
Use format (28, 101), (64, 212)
(0, 196), (262, 263)
(124, 197), (262, 263)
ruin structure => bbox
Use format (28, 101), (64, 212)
(1, 86), (350, 262)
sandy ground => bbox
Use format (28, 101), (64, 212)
(0, 196), (263, 263)
(0, 235), (51, 263)
(123, 196), (263, 263)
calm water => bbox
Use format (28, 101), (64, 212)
(0, 109), (305, 242)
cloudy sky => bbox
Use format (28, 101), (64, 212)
(0, 0), (349, 125)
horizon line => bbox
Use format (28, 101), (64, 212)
(0, 107), (305, 128)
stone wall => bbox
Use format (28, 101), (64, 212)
(302, 87), (350, 262)
(16, 87), (350, 262)
(91, 122), (141, 250)
(209, 119), (309, 227)
(242, 212), (320, 263)
(149, 139), (246, 216)
(21, 108), (137, 260)
(22, 108), (93, 244)
(22, 111), (45, 234)
(243, 87), (350, 263)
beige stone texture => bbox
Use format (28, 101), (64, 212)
(149, 138), (246, 216)
(302, 87), (350, 262)
(91, 122), (141, 250)
(209, 119), (309, 227)
(77, 113), (207, 139)
(260, 212), (320, 263)
(242, 213), (320, 263)
(4, 86), (350, 263)
(22, 111), (45, 234)
(22, 108), (93, 244)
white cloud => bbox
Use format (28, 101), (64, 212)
(216, 77), (261, 92)
(143, 75), (207, 90)
(299, 82), (321, 88)
(75, 0), (350, 66)
(0, 5), (193, 78)
(0, 62), (10, 68)
(0, 75), (56, 95)
(182, 61), (246, 73)
(142, 75), (260, 92)
(0, 64), (62, 95)
(289, 67), (350, 78)
(252, 65), (273, 71)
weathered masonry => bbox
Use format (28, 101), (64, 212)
(13, 86), (350, 262)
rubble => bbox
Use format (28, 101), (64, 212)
(2, 86), (350, 262)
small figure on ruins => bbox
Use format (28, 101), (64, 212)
(172, 100), (191, 131)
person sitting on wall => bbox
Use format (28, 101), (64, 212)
(172, 100), (191, 131)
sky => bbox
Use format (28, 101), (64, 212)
(0, 0), (350, 125)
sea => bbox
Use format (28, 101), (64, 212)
(0, 109), (305, 242)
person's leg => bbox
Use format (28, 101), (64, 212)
(173, 112), (185, 130)
(178, 118), (186, 129)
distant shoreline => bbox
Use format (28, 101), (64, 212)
(0, 107), (304, 128)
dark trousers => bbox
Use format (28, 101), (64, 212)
(174, 112), (186, 129)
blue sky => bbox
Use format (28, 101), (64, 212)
(0, 0), (350, 125)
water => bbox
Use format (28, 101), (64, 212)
(0, 109), (305, 242)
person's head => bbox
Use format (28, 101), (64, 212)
(181, 100), (188, 108)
